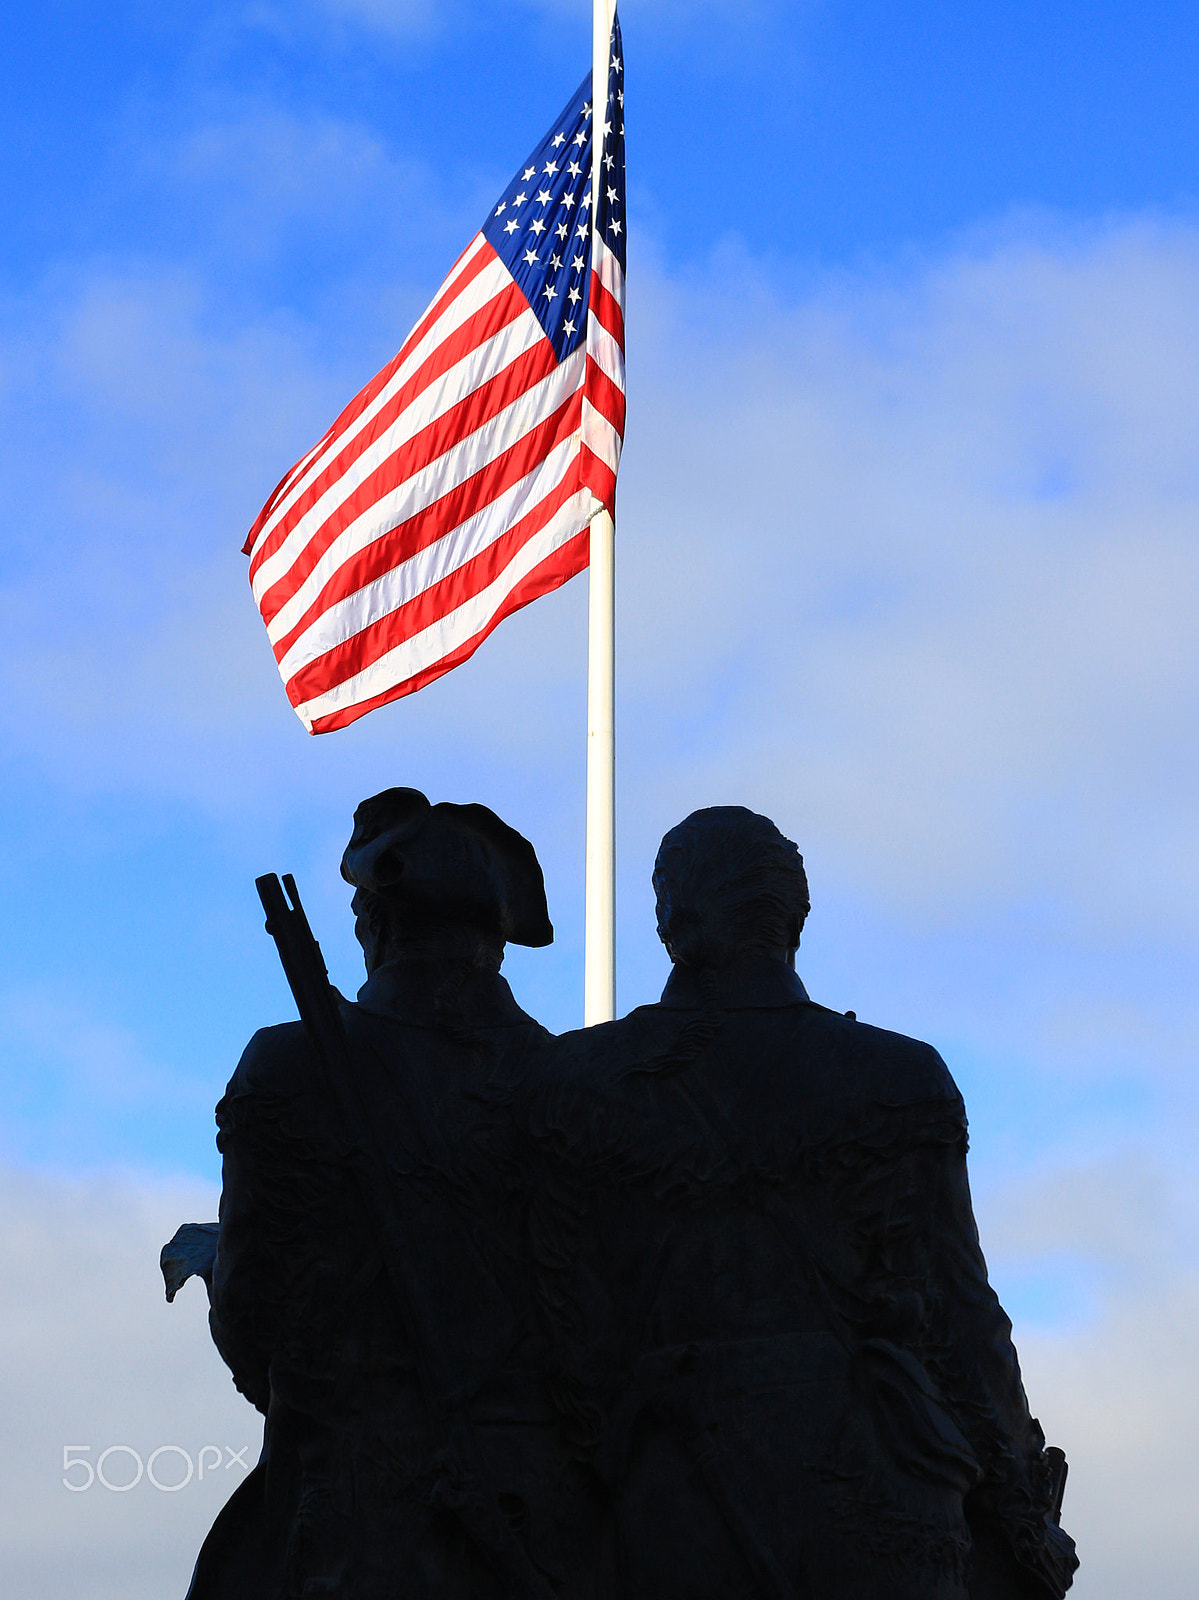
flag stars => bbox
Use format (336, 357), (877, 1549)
(563, 318), (577, 336)
(480, 62), (620, 309)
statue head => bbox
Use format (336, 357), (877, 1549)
(652, 806), (810, 971)
(340, 787), (553, 973)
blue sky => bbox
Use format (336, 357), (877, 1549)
(2, 3), (1198, 1594)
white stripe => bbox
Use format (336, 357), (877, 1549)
(248, 236), (504, 561)
(264, 345), (587, 642)
(592, 234), (625, 303)
(581, 397), (622, 475)
(254, 303), (550, 608)
(586, 316), (625, 392)
(277, 431), (580, 680)
(292, 486), (592, 728)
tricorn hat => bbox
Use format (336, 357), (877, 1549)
(340, 787), (553, 948)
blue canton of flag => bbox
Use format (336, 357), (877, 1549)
(593, 26), (627, 276)
(482, 15), (625, 365)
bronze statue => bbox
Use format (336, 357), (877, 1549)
(519, 807), (1077, 1599)
(170, 788), (594, 1599)
(164, 795), (1076, 1599)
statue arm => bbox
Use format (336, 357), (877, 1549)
(208, 1093), (285, 1413)
(925, 1143), (1078, 1597)
(208, 1025), (330, 1416)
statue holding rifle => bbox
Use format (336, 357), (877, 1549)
(166, 787), (599, 1599)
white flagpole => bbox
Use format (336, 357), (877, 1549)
(584, 0), (617, 1026)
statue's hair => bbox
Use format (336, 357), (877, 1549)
(652, 806), (809, 969)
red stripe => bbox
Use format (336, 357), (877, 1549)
(271, 387), (584, 666)
(244, 238), (496, 558)
(584, 358), (626, 436)
(589, 270), (625, 348)
(288, 461), (585, 706)
(579, 443), (616, 517)
(250, 279), (530, 586)
(258, 334), (563, 626)
(306, 528), (590, 734)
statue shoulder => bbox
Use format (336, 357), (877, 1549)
(216, 1009), (352, 1135)
(815, 1009), (962, 1106)
(225, 1019), (320, 1098)
(536, 1005), (679, 1082)
(715, 1004), (968, 1155)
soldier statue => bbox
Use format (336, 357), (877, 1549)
(167, 788), (597, 1599)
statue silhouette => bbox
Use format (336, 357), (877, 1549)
(518, 807), (1077, 1599)
(164, 797), (1077, 1599)
(171, 789), (595, 1599)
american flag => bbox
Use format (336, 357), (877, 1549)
(243, 16), (626, 734)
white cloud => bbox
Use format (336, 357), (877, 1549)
(962, 1144), (1199, 1595)
(612, 216), (1199, 941)
(0, 1169), (257, 1600)
(1011, 1275), (1199, 1599)
(980, 1144), (1198, 1283)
